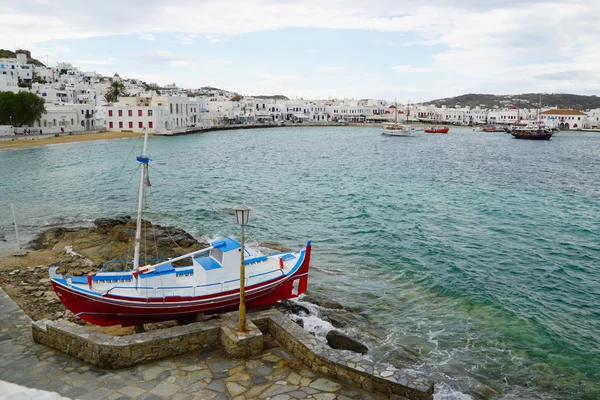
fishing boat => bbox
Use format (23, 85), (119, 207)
(49, 129), (312, 327)
(381, 102), (415, 137)
(424, 126), (449, 134)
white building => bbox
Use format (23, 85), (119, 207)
(104, 96), (210, 134)
(540, 109), (587, 130)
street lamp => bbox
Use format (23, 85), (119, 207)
(233, 205), (251, 332)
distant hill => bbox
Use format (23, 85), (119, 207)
(422, 93), (600, 110)
(0, 49), (46, 67)
(251, 95), (289, 100)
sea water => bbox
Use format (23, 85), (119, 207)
(1, 127), (599, 399)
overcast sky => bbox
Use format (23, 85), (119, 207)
(1, 0), (599, 102)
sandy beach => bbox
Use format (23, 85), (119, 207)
(0, 131), (143, 150)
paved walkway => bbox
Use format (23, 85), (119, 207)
(0, 289), (390, 399)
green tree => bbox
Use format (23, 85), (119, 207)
(231, 94), (243, 102)
(104, 81), (128, 103)
(0, 91), (46, 127)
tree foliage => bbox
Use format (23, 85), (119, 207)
(231, 94), (243, 101)
(104, 81), (128, 103)
(0, 91), (46, 127)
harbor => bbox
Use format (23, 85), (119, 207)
(1, 125), (599, 399)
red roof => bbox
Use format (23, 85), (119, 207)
(388, 105), (397, 109)
(508, 105), (517, 109)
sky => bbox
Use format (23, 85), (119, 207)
(1, 0), (599, 102)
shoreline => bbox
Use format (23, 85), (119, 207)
(2, 123), (595, 150)
(0, 131), (142, 150)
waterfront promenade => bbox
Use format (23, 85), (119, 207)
(0, 288), (394, 400)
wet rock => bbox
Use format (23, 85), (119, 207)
(294, 318), (304, 328)
(29, 227), (77, 250)
(277, 300), (310, 315)
(322, 314), (348, 328)
(326, 330), (368, 354)
(303, 293), (344, 310)
(93, 216), (131, 233)
(111, 225), (135, 243)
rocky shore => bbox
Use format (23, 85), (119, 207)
(0, 217), (372, 354)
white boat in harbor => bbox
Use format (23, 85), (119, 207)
(382, 102), (415, 137)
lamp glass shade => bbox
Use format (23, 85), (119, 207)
(233, 205), (251, 226)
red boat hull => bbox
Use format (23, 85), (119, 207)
(52, 245), (311, 327)
(425, 128), (449, 133)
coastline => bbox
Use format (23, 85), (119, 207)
(0, 131), (143, 150)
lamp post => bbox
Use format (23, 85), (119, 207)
(233, 205), (251, 332)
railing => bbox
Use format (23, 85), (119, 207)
(102, 268), (285, 299)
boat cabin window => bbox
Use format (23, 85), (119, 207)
(210, 248), (223, 265)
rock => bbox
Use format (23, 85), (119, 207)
(9, 270), (20, 275)
(111, 225), (136, 242)
(303, 293), (344, 310)
(326, 330), (368, 354)
(29, 227), (69, 250)
(322, 314), (348, 328)
(294, 318), (304, 328)
(34, 291), (44, 298)
(93, 216), (131, 233)
(277, 300), (310, 315)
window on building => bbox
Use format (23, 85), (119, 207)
(138, 110), (142, 117)
(119, 121), (123, 128)
(118, 110), (122, 117)
(139, 122), (143, 128)
(128, 110), (132, 117)
(129, 122), (133, 128)
(108, 110), (113, 117)
(109, 122), (113, 128)
(170, 104), (173, 113)
(149, 121), (153, 129)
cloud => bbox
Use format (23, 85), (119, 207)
(137, 33), (156, 41)
(389, 65), (435, 73)
(1, 1), (599, 100)
(139, 50), (232, 67)
(205, 35), (229, 44)
(312, 66), (344, 72)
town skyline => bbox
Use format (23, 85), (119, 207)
(2, 0), (599, 102)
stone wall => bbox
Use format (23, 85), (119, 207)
(264, 311), (434, 400)
(32, 318), (222, 369)
(32, 309), (433, 399)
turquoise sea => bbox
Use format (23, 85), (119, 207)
(1, 126), (599, 399)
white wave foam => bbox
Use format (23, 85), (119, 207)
(434, 382), (474, 400)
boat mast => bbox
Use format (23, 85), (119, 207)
(537, 93), (541, 131)
(517, 95), (520, 123)
(407, 100), (410, 124)
(133, 127), (150, 272)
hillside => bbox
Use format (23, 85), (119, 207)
(422, 93), (600, 110)
(0, 49), (45, 67)
(251, 95), (290, 100)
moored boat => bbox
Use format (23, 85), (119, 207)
(424, 126), (449, 134)
(382, 102), (415, 137)
(511, 94), (554, 140)
(49, 128), (311, 327)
